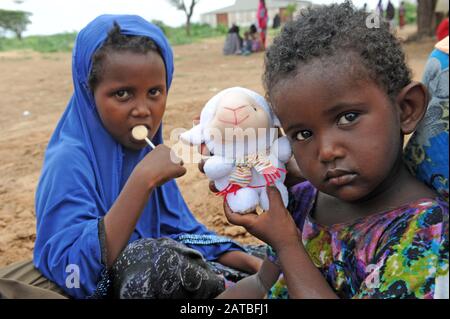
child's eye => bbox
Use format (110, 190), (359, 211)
(295, 130), (313, 141)
(149, 88), (162, 97)
(115, 90), (130, 100)
(337, 112), (359, 125)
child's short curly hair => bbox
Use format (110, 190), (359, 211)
(88, 22), (161, 91)
(263, 1), (412, 100)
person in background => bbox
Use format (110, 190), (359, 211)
(273, 13), (281, 29)
(404, 35), (449, 203)
(399, 1), (406, 29)
(436, 12), (449, 41)
(250, 24), (262, 52)
(376, 0), (384, 17)
(242, 31), (254, 55)
(223, 23), (243, 55)
(385, 0), (396, 32)
(257, 0), (269, 50)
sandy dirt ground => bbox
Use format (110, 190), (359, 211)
(0, 28), (436, 267)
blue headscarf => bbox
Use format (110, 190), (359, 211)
(34, 15), (241, 298)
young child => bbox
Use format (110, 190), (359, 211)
(29, 14), (261, 298)
(218, 2), (449, 299)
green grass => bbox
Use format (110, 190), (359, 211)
(403, 2), (417, 25)
(157, 22), (228, 46)
(0, 32), (77, 52)
(0, 22), (228, 53)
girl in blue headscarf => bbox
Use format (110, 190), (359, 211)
(31, 15), (262, 298)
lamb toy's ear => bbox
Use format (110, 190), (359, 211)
(180, 124), (204, 145)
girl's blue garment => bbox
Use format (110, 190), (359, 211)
(34, 15), (242, 299)
(404, 42), (449, 202)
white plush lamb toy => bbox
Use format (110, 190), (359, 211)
(180, 87), (292, 214)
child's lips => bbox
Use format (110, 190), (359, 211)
(130, 124), (150, 131)
(325, 169), (357, 186)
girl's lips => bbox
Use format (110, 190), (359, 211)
(324, 169), (357, 186)
(130, 124), (150, 132)
(327, 173), (357, 186)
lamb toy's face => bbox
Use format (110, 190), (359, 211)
(207, 91), (271, 144)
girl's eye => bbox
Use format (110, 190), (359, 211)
(296, 130), (312, 141)
(115, 90), (130, 100)
(149, 88), (161, 96)
(338, 112), (359, 125)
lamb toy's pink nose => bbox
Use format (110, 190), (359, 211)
(217, 105), (250, 126)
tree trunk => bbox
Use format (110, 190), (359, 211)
(186, 17), (191, 36)
(13, 29), (22, 40)
(184, 0), (197, 36)
(417, 0), (438, 37)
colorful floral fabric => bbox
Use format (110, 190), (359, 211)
(267, 182), (449, 299)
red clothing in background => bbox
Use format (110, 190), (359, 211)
(257, 0), (268, 49)
(436, 18), (449, 41)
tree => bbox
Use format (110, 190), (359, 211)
(403, 1), (418, 25)
(168, 0), (200, 36)
(416, 0), (438, 37)
(283, 3), (297, 22)
(0, 9), (31, 39)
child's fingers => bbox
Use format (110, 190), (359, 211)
(192, 115), (200, 123)
(174, 166), (187, 178)
(170, 152), (183, 165)
(209, 181), (219, 193)
(267, 186), (285, 212)
(198, 158), (206, 174)
(197, 143), (212, 156)
(201, 143), (211, 156)
(223, 200), (257, 228)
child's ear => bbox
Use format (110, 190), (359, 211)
(395, 82), (428, 134)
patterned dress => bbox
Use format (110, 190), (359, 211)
(267, 182), (449, 299)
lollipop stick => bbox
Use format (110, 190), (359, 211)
(144, 137), (156, 149)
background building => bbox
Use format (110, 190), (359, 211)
(200, 0), (312, 28)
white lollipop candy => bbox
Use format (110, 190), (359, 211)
(132, 125), (148, 140)
(132, 125), (155, 149)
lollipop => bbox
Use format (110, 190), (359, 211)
(132, 125), (156, 149)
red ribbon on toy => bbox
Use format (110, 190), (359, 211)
(215, 167), (287, 199)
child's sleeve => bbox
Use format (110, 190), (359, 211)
(33, 149), (105, 299)
(353, 203), (449, 299)
(158, 182), (246, 261)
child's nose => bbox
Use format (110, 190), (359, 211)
(318, 138), (345, 163)
(131, 102), (151, 118)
